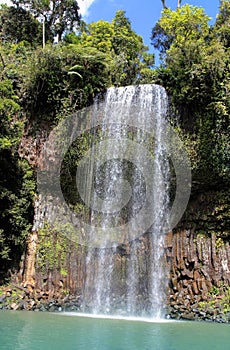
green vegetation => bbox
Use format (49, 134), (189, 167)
(215, 237), (224, 252)
(0, 48), (36, 279)
(151, 2), (230, 185)
(0, 1), (229, 284)
(10, 0), (80, 42)
(0, 3), (158, 281)
(37, 223), (70, 275)
(0, 5), (42, 45)
(0, 285), (25, 306)
(22, 45), (110, 121)
(199, 283), (230, 318)
(66, 10), (156, 86)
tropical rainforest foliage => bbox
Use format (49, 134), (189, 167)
(0, 1), (229, 280)
(152, 1), (230, 183)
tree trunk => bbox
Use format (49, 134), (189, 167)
(177, 0), (182, 8)
(23, 232), (38, 287)
(161, 0), (167, 9)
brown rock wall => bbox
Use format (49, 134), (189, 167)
(165, 230), (230, 319)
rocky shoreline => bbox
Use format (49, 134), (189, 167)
(0, 285), (81, 313)
(0, 284), (230, 324)
(167, 302), (230, 323)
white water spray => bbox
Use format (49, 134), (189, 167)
(81, 85), (169, 318)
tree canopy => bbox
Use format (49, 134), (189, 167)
(151, 4), (230, 182)
(10, 0), (81, 41)
(78, 10), (155, 85)
(0, 5), (42, 45)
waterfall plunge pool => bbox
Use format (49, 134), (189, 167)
(0, 310), (229, 350)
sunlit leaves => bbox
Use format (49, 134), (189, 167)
(215, 0), (230, 48)
(79, 10), (154, 86)
(151, 4), (230, 183)
(152, 4), (210, 60)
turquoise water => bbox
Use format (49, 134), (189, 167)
(0, 311), (229, 350)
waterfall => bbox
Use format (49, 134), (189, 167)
(37, 82), (191, 319)
(79, 84), (170, 318)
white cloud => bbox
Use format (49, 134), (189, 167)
(77, 0), (97, 17)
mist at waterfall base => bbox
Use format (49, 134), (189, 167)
(1, 311), (230, 350)
(38, 84), (191, 320)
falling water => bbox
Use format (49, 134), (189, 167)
(80, 84), (169, 318)
(36, 81), (191, 319)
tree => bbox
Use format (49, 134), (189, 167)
(111, 10), (146, 84)
(151, 5), (230, 183)
(160, 0), (182, 9)
(112, 10), (144, 56)
(0, 51), (35, 277)
(214, 0), (230, 48)
(0, 5), (42, 45)
(0, 79), (21, 150)
(80, 20), (114, 53)
(11, 0), (81, 41)
(22, 46), (67, 119)
(79, 10), (154, 86)
(152, 5), (210, 59)
(22, 44), (110, 119)
(161, 0), (167, 9)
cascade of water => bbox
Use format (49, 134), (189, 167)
(81, 84), (169, 318)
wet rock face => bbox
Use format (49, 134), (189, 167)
(19, 178), (230, 321)
(164, 230), (230, 321)
(20, 227), (230, 320)
(19, 127), (50, 168)
(18, 124), (230, 320)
